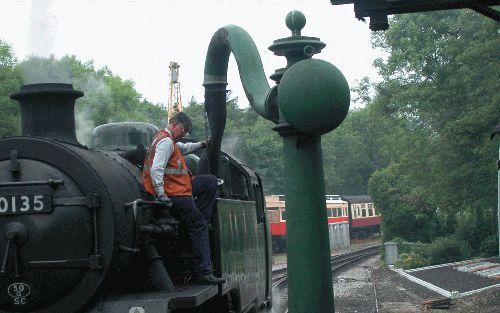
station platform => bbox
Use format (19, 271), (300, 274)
(395, 257), (500, 298)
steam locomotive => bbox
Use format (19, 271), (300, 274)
(0, 83), (272, 313)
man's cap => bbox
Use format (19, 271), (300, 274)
(170, 112), (193, 134)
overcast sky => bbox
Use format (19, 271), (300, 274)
(0, 0), (381, 107)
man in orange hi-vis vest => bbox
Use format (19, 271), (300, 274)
(143, 112), (225, 285)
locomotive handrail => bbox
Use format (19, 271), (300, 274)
(0, 178), (64, 188)
(123, 199), (171, 208)
(123, 199), (172, 220)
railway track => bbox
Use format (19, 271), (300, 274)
(271, 245), (381, 313)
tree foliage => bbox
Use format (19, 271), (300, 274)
(0, 40), (22, 138)
(20, 55), (167, 144)
(366, 10), (499, 250)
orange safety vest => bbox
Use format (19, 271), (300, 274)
(143, 129), (192, 196)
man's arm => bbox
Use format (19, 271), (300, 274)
(150, 137), (174, 196)
(177, 141), (206, 155)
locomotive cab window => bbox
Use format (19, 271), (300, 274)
(253, 181), (265, 224)
(230, 165), (249, 200)
(217, 156), (231, 198)
(216, 154), (252, 201)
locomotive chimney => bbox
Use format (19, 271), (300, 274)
(10, 83), (84, 144)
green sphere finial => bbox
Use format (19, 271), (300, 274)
(286, 11), (306, 37)
(278, 59), (350, 136)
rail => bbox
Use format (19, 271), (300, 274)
(271, 245), (381, 313)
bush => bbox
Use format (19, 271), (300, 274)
(479, 234), (498, 257)
(395, 252), (430, 269)
(455, 208), (496, 254)
(427, 236), (471, 265)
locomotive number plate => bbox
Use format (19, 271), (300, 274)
(0, 194), (52, 215)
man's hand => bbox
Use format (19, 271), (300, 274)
(202, 138), (211, 149)
(156, 194), (173, 208)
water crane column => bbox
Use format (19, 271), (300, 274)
(203, 11), (350, 313)
(270, 12), (350, 313)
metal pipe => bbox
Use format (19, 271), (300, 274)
(283, 135), (335, 313)
(204, 25), (273, 120)
(202, 25), (276, 176)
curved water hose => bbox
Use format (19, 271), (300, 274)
(198, 25), (275, 175)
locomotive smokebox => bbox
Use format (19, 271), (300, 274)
(10, 83), (84, 144)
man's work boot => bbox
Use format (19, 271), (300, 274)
(195, 273), (226, 285)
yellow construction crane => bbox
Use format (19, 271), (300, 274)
(167, 61), (182, 121)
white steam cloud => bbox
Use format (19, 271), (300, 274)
(221, 134), (242, 157)
(29, 0), (56, 58)
(19, 56), (111, 146)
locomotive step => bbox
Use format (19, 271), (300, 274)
(87, 285), (218, 313)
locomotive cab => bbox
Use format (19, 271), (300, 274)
(90, 121), (272, 312)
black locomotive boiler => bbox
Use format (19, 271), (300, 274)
(0, 83), (272, 313)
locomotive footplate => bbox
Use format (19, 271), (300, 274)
(86, 285), (218, 313)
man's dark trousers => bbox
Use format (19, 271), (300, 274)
(170, 174), (217, 275)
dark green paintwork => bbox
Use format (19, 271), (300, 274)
(217, 199), (267, 311)
(271, 12), (349, 313)
(204, 25), (274, 121)
(278, 59), (350, 136)
(283, 136), (335, 313)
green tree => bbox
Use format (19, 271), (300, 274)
(366, 10), (499, 247)
(0, 40), (22, 138)
(18, 55), (167, 144)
